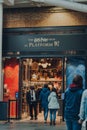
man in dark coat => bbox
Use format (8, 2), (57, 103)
(26, 86), (38, 120)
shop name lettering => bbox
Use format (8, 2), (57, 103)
(24, 38), (60, 48)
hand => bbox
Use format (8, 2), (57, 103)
(78, 119), (83, 124)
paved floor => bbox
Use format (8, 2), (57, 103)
(0, 112), (85, 130)
(0, 121), (66, 130)
(0, 121), (86, 130)
(0, 112), (66, 130)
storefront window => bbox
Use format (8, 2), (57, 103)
(3, 58), (19, 118)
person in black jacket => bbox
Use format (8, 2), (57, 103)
(26, 86), (38, 120)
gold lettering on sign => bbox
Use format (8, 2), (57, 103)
(25, 37), (60, 48)
(34, 37), (48, 43)
(54, 41), (60, 47)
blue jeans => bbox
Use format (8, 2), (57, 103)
(49, 109), (57, 122)
(65, 119), (82, 130)
(43, 108), (48, 121)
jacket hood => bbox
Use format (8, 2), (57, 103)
(69, 83), (82, 92)
(42, 87), (49, 93)
(50, 91), (56, 97)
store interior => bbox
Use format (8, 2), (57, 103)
(21, 57), (63, 118)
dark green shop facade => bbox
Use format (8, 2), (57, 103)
(2, 26), (87, 120)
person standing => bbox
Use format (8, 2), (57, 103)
(64, 75), (83, 130)
(26, 86), (38, 120)
(78, 89), (87, 126)
(37, 85), (42, 113)
(48, 87), (60, 125)
(39, 84), (50, 123)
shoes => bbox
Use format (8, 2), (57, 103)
(30, 117), (38, 120)
(35, 117), (38, 120)
(53, 121), (56, 125)
(30, 117), (33, 120)
(50, 121), (56, 126)
(44, 120), (47, 124)
(50, 121), (52, 125)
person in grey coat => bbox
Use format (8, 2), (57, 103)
(48, 87), (60, 125)
(78, 89), (87, 125)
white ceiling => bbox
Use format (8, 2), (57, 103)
(3, 0), (87, 13)
(3, 0), (87, 8)
(4, 0), (52, 8)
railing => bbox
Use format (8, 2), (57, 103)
(8, 99), (19, 122)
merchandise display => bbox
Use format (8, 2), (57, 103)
(21, 58), (63, 117)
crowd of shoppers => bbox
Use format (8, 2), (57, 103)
(26, 83), (60, 125)
(26, 74), (87, 128)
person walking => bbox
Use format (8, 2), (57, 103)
(39, 84), (50, 123)
(64, 74), (83, 130)
(78, 89), (87, 127)
(48, 87), (60, 125)
(26, 86), (38, 120)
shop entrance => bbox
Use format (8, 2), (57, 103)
(2, 26), (87, 121)
(21, 57), (63, 121)
(2, 57), (86, 121)
(20, 57), (86, 121)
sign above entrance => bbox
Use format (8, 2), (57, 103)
(26, 36), (60, 48)
(3, 33), (87, 56)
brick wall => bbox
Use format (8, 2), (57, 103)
(3, 7), (87, 28)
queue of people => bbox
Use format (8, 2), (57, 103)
(26, 75), (87, 128)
